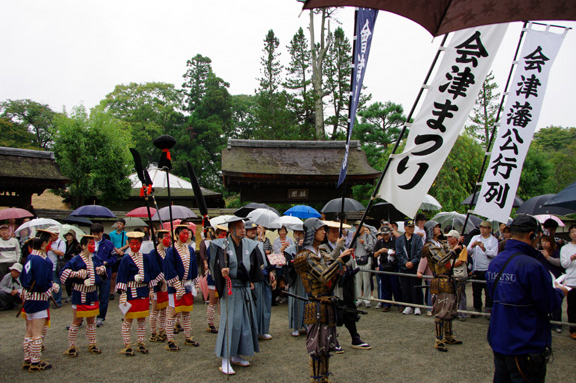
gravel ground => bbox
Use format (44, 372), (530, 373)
(1, 288), (575, 383)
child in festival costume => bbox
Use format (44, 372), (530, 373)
(116, 231), (162, 356)
(20, 230), (60, 372)
(148, 230), (170, 342)
(163, 225), (199, 351)
(60, 235), (107, 356)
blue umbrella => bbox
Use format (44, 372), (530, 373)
(284, 205), (322, 219)
(70, 204), (116, 219)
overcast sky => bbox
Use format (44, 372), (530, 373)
(1, 1), (574, 130)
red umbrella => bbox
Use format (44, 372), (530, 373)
(126, 206), (157, 218)
(303, 0), (576, 37)
(0, 208), (34, 220)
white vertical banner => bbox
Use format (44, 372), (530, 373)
(476, 24), (568, 223)
(378, 24), (508, 218)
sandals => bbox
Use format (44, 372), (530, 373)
(184, 338), (200, 347)
(174, 323), (183, 334)
(444, 336), (463, 345)
(149, 333), (160, 342)
(22, 360), (31, 370)
(165, 341), (180, 352)
(63, 347), (79, 357)
(206, 325), (218, 334)
(435, 340), (448, 352)
(28, 361), (52, 372)
(157, 330), (167, 342)
(137, 343), (149, 354)
(88, 344), (102, 354)
(119, 347), (135, 356)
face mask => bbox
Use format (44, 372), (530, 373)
(178, 231), (189, 243)
(129, 239), (141, 253)
(87, 240), (96, 253)
(162, 236), (171, 248)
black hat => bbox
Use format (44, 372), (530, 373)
(510, 215), (542, 233)
(404, 219), (415, 227)
(245, 220), (258, 230)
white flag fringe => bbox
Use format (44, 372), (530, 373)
(378, 24), (508, 219)
(475, 24), (568, 223)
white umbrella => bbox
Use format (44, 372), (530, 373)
(210, 215), (236, 229)
(15, 218), (61, 235)
(420, 194), (442, 211)
(247, 208), (280, 229)
(272, 215), (303, 231)
(59, 224), (87, 241)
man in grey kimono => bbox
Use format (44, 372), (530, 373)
(209, 216), (261, 375)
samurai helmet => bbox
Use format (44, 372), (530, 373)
(424, 220), (441, 241)
(303, 218), (326, 247)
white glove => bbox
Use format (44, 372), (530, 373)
(96, 266), (106, 275)
(134, 274), (144, 283)
(52, 282), (60, 294)
(84, 279), (92, 287)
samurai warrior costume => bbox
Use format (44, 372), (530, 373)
(422, 221), (462, 352)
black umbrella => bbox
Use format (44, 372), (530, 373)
(461, 193), (524, 208)
(517, 194), (576, 216)
(234, 203), (280, 217)
(369, 201), (407, 223)
(543, 181), (576, 210)
(321, 198), (365, 214)
(62, 215), (93, 226)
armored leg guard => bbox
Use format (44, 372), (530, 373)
(434, 318), (447, 352)
(444, 319), (462, 345)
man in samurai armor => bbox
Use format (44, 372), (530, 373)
(421, 221), (462, 352)
(294, 218), (353, 383)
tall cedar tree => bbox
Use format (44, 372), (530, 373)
(324, 27), (352, 140)
(466, 71), (500, 150)
(182, 54), (213, 113)
(255, 30), (297, 139)
(284, 27), (315, 138)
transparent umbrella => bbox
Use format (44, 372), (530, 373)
(247, 208), (280, 229)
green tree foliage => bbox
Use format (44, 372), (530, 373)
(179, 72), (232, 190)
(98, 82), (187, 164)
(182, 54), (213, 113)
(52, 106), (132, 207)
(429, 133), (484, 212)
(0, 99), (59, 149)
(255, 30), (298, 140)
(524, 126), (576, 194)
(465, 71), (500, 150)
(230, 94), (259, 139)
(324, 27), (352, 139)
(0, 117), (37, 149)
(352, 101), (406, 169)
(284, 27), (315, 137)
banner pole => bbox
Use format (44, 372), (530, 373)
(347, 33), (450, 249)
(463, 21), (528, 231)
(338, 8), (359, 236)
